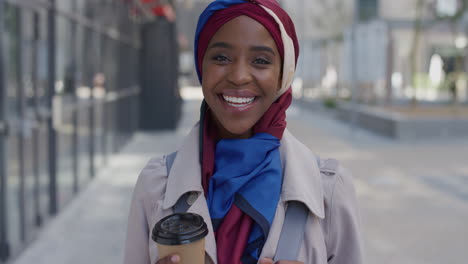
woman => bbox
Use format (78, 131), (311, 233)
(124, 0), (362, 263)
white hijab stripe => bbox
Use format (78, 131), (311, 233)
(260, 5), (296, 98)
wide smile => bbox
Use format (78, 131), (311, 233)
(223, 95), (255, 107)
(218, 94), (259, 112)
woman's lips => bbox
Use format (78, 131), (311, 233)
(223, 95), (255, 105)
(218, 94), (258, 111)
(222, 89), (258, 97)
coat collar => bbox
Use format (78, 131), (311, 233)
(279, 129), (325, 218)
(162, 123), (203, 210)
(162, 123), (218, 263)
(163, 123), (326, 217)
(162, 123), (325, 262)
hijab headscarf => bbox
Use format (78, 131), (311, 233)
(194, 1), (299, 263)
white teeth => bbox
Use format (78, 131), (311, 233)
(222, 95), (255, 105)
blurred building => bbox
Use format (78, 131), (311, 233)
(283, 0), (468, 104)
(0, 0), (181, 262)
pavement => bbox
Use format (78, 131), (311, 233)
(10, 99), (468, 264)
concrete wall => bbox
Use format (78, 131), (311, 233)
(380, 0), (434, 21)
(337, 103), (468, 140)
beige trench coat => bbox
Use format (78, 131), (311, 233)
(123, 124), (363, 264)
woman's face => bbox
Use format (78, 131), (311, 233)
(202, 15), (282, 139)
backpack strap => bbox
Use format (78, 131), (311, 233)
(174, 193), (192, 213)
(165, 151), (177, 176)
(273, 201), (309, 262)
(274, 156), (339, 261)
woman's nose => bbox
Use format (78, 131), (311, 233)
(227, 60), (252, 86)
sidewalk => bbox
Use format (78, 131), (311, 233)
(9, 134), (183, 264)
(11, 100), (468, 264)
(10, 102), (200, 264)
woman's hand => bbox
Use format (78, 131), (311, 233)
(155, 254), (180, 264)
(259, 257), (303, 264)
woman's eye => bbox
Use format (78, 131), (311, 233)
(253, 58), (271, 65)
(212, 55), (229, 62)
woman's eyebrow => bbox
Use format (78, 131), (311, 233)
(208, 42), (233, 49)
(251, 46), (276, 56)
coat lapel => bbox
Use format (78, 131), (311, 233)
(161, 123), (218, 264)
(260, 129), (325, 259)
(187, 194), (218, 264)
(279, 129), (324, 219)
(162, 125), (324, 262)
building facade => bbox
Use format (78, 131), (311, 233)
(0, 0), (141, 262)
(283, 0), (467, 103)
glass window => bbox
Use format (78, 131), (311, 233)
(437, 0), (458, 17)
(359, 0), (378, 21)
(20, 7), (40, 242)
(55, 16), (76, 209)
(3, 3), (22, 254)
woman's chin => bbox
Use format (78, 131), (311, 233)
(212, 115), (256, 139)
(221, 126), (253, 139)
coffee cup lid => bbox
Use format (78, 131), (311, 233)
(152, 213), (208, 245)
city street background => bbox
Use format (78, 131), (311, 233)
(10, 95), (468, 264)
(1, 0), (468, 263)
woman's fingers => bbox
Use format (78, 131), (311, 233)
(155, 254), (180, 264)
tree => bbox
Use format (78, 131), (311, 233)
(436, 0), (467, 104)
(305, 0), (354, 40)
(408, 0), (425, 106)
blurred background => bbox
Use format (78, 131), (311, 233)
(0, 0), (467, 264)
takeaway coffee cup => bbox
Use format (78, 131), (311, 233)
(152, 213), (208, 264)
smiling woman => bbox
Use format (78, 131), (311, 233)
(124, 1), (363, 264)
(201, 15), (282, 139)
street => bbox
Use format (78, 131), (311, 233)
(11, 99), (468, 264)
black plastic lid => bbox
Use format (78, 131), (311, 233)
(152, 213), (208, 246)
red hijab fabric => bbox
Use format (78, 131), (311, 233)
(197, 3), (284, 78)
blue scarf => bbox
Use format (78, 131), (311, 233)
(207, 133), (283, 261)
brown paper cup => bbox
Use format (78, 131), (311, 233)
(152, 213), (208, 264)
(157, 238), (205, 264)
